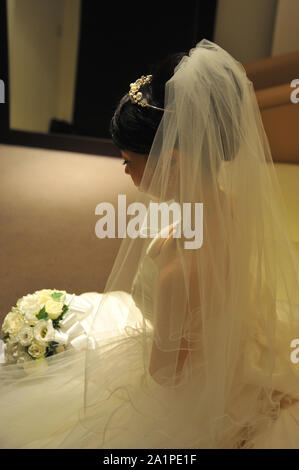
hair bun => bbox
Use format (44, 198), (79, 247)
(150, 52), (186, 106)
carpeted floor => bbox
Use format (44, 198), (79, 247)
(0, 144), (138, 323)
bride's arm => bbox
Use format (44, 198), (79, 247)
(149, 258), (191, 386)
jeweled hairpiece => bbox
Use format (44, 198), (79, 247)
(129, 74), (165, 111)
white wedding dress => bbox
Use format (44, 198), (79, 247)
(1, 225), (299, 449)
(0, 228), (170, 449)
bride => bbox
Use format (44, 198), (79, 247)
(1, 38), (299, 449)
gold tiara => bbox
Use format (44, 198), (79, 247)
(129, 74), (165, 111)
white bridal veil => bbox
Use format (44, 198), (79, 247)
(76, 39), (299, 448)
(1, 39), (299, 449)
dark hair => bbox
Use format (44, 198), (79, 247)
(109, 52), (186, 155)
(110, 51), (243, 169)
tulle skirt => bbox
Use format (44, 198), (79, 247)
(0, 292), (204, 449)
(0, 291), (149, 448)
(251, 400), (299, 448)
(1, 291), (299, 449)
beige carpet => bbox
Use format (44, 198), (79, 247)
(0, 144), (298, 325)
(0, 144), (138, 323)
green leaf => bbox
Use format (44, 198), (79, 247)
(51, 291), (64, 301)
(36, 307), (49, 321)
(45, 341), (59, 357)
(62, 304), (69, 315)
(52, 319), (61, 330)
(52, 304), (69, 330)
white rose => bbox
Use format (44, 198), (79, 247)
(24, 314), (40, 327)
(27, 341), (46, 359)
(33, 320), (55, 344)
(5, 340), (24, 363)
(45, 300), (63, 320)
(11, 306), (22, 314)
(17, 293), (43, 317)
(7, 334), (18, 344)
(35, 289), (54, 306)
(2, 311), (25, 336)
(17, 326), (34, 346)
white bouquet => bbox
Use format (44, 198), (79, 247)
(0, 289), (94, 368)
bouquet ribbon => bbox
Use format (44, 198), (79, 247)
(54, 293), (98, 351)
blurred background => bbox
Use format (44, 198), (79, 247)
(3, 0), (299, 139)
(0, 0), (298, 323)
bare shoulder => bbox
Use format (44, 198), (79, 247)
(148, 224), (187, 272)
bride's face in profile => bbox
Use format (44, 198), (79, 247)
(120, 150), (147, 187)
(121, 149), (179, 194)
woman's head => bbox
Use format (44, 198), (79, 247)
(110, 52), (186, 186)
(110, 52), (186, 155)
(110, 49), (243, 190)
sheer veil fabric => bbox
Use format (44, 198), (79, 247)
(76, 39), (299, 448)
(1, 39), (299, 449)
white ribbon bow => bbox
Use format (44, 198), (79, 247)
(53, 293), (97, 351)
